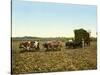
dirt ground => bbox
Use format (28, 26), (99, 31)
(12, 40), (97, 74)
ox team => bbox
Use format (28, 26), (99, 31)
(19, 39), (88, 51)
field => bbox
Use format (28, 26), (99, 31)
(11, 38), (97, 74)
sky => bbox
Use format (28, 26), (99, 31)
(12, 0), (97, 37)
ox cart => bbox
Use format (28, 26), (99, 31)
(65, 29), (90, 49)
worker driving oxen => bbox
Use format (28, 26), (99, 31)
(19, 41), (40, 51)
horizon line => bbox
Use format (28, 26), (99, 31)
(11, 36), (97, 38)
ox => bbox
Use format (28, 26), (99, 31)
(43, 41), (62, 51)
(65, 40), (82, 49)
(19, 41), (40, 51)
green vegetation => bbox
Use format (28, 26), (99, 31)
(12, 38), (97, 74)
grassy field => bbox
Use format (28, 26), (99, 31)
(11, 38), (97, 74)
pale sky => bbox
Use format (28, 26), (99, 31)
(12, 0), (97, 37)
